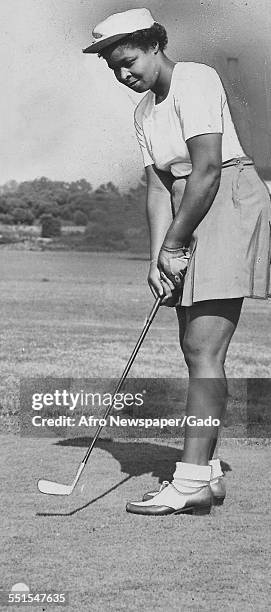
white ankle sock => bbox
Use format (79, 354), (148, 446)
(209, 459), (223, 480)
(172, 462), (211, 494)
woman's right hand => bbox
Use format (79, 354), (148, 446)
(148, 262), (179, 307)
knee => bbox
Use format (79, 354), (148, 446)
(182, 336), (225, 370)
(182, 337), (201, 368)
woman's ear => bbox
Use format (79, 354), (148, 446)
(151, 41), (159, 54)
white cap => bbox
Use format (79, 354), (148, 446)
(83, 8), (155, 54)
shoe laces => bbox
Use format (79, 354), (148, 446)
(159, 480), (170, 492)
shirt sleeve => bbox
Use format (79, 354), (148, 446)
(134, 110), (154, 168)
(174, 65), (225, 142)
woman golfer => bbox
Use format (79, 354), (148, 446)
(83, 8), (271, 515)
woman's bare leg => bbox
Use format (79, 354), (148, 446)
(176, 303), (225, 460)
(176, 304), (187, 352)
(177, 298), (243, 465)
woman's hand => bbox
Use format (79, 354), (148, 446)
(148, 261), (184, 307)
(158, 245), (190, 288)
(148, 261), (164, 298)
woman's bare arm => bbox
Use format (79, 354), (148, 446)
(156, 134), (222, 288)
(145, 165), (177, 299)
(145, 165), (174, 261)
(162, 133), (222, 248)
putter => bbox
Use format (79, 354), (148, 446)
(38, 295), (162, 495)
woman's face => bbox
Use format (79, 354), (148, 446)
(104, 44), (159, 93)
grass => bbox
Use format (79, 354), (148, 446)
(0, 249), (271, 611)
(1, 436), (270, 611)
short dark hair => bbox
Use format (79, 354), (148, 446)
(99, 23), (168, 58)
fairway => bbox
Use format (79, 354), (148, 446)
(1, 250), (271, 611)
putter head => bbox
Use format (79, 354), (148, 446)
(37, 479), (73, 496)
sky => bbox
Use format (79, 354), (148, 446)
(1, 0), (271, 190)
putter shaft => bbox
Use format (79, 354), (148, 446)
(38, 295), (162, 495)
(82, 295), (162, 464)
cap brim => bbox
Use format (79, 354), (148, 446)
(82, 32), (131, 54)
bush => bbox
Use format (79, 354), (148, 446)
(73, 210), (88, 226)
(35, 202), (60, 218)
(84, 223), (128, 250)
(40, 214), (61, 238)
(59, 205), (73, 221)
(88, 209), (107, 224)
(0, 213), (14, 224)
(0, 197), (9, 214)
(12, 207), (35, 225)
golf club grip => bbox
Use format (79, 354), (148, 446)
(82, 296), (162, 464)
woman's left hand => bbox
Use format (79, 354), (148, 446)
(158, 245), (190, 289)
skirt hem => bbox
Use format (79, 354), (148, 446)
(181, 292), (271, 307)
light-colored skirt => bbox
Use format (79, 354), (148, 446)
(178, 159), (271, 307)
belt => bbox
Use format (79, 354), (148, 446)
(222, 157), (255, 207)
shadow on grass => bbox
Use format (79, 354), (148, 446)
(36, 475), (132, 517)
(57, 437), (184, 480)
(36, 438), (231, 517)
(55, 437), (231, 479)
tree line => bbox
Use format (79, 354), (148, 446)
(0, 177), (149, 252)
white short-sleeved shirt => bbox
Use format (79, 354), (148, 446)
(134, 62), (245, 177)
